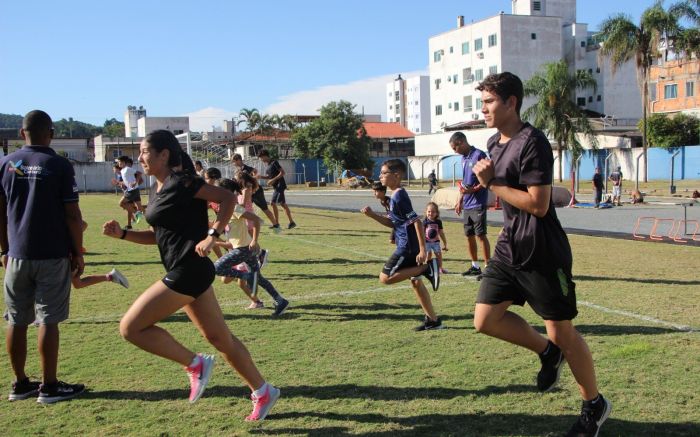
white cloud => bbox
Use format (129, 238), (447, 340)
(183, 106), (238, 132)
(264, 70), (427, 120)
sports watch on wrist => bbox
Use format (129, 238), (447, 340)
(207, 228), (221, 239)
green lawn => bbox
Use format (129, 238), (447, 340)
(2, 194), (699, 436)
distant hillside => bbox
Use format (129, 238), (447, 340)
(0, 113), (23, 129)
(0, 113), (104, 138)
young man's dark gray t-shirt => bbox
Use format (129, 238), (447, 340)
(487, 123), (572, 272)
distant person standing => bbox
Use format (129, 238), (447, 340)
(231, 154), (280, 230)
(449, 132), (491, 277)
(592, 167), (604, 208)
(427, 170), (438, 195)
(194, 160), (206, 178)
(257, 150), (296, 229)
(0, 110), (86, 403)
(609, 166), (623, 206)
(472, 72), (610, 436)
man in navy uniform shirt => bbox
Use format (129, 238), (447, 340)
(0, 110), (86, 403)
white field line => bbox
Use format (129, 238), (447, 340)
(67, 232), (699, 333)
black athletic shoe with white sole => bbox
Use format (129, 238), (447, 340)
(414, 316), (445, 331)
(537, 340), (565, 392)
(37, 381), (85, 404)
(566, 394), (612, 437)
(8, 378), (40, 401)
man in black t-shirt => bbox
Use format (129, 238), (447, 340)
(471, 73), (611, 437)
(591, 167), (604, 208)
(257, 150), (296, 229)
(231, 154), (279, 229)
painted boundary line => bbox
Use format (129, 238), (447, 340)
(578, 301), (698, 333)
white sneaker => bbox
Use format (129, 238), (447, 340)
(109, 268), (129, 288)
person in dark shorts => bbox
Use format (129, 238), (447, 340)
(592, 167), (604, 208)
(361, 159), (443, 331)
(449, 131), (491, 277)
(471, 72), (610, 437)
(257, 150), (296, 229)
(102, 130), (279, 421)
(0, 110), (86, 403)
(231, 153), (279, 230)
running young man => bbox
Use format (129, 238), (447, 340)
(472, 72), (610, 437)
(361, 159), (443, 331)
(257, 150), (296, 229)
(117, 156), (144, 225)
(231, 154), (280, 231)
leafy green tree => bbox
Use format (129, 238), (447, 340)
(0, 113), (23, 129)
(53, 117), (101, 138)
(641, 112), (700, 148)
(103, 118), (125, 137)
(523, 61), (598, 184)
(292, 100), (373, 171)
(597, 1), (679, 181)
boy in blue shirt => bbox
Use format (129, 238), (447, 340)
(361, 159), (443, 331)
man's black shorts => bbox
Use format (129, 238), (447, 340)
(124, 189), (141, 203)
(162, 255), (216, 298)
(476, 261), (578, 321)
(251, 187), (269, 211)
(462, 207), (487, 236)
(382, 249), (419, 276)
(271, 187), (286, 204)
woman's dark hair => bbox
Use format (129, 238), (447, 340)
(218, 178), (242, 195)
(235, 170), (258, 189)
(205, 167), (222, 180)
(195, 160), (203, 167)
(144, 130), (182, 167)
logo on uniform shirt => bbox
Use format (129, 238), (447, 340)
(7, 160), (25, 176)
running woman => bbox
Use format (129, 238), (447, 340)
(102, 130), (279, 421)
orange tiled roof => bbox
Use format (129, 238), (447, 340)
(362, 122), (415, 139)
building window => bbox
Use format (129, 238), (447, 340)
(596, 67), (601, 73)
(396, 117), (400, 123)
(533, 1), (541, 11)
(454, 102), (460, 111)
(464, 95), (473, 112)
(488, 34), (497, 47)
(474, 38), (483, 51)
(580, 41), (586, 47)
(664, 84), (678, 99)
(448, 102), (452, 109)
(388, 92), (392, 97)
(415, 128), (420, 133)
(389, 105), (392, 110)
(395, 105), (400, 114)
(463, 67), (472, 84)
(476, 98), (483, 110)
(449, 46), (454, 53)
(453, 74), (458, 83)
(462, 42), (470, 54)
(433, 50), (443, 62)
(489, 65), (498, 75)
(687, 81), (695, 97)
(395, 91), (399, 101)
(588, 68), (593, 74)
(577, 97), (586, 106)
(475, 69), (484, 81)
(531, 33), (537, 40)
(597, 95), (602, 101)
(435, 105), (443, 116)
(435, 78), (441, 90)
(588, 96), (593, 103)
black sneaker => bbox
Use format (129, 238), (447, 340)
(269, 224), (281, 230)
(462, 266), (482, 276)
(125, 225), (133, 230)
(566, 394), (612, 437)
(8, 377), (40, 401)
(37, 381), (85, 404)
(423, 258), (440, 291)
(414, 316), (445, 331)
(272, 298), (289, 317)
(537, 340), (565, 392)
(287, 222), (297, 229)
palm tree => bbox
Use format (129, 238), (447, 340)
(523, 61), (598, 203)
(238, 108), (260, 133)
(281, 114), (298, 132)
(670, 0), (700, 58)
(596, 1), (679, 181)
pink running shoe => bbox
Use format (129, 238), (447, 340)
(185, 353), (214, 403)
(247, 300), (265, 310)
(245, 384), (280, 421)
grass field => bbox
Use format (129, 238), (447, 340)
(2, 193), (699, 436)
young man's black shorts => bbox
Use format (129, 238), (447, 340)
(251, 186), (269, 211)
(161, 255), (215, 298)
(476, 261), (578, 321)
(124, 189), (141, 203)
(382, 249), (419, 277)
(462, 207), (487, 236)
(270, 187), (286, 204)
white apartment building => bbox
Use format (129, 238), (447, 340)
(136, 116), (189, 137)
(428, 0), (641, 133)
(124, 105), (147, 138)
(386, 74), (431, 134)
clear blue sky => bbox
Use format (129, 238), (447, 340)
(0, 0), (651, 128)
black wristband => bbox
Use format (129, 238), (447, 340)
(486, 178), (495, 190)
(120, 228), (128, 240)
